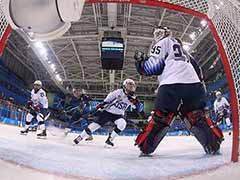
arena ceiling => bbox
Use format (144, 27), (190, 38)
(3, 2), (222, 99)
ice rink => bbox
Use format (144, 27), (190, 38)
(0, 124), (239, 180)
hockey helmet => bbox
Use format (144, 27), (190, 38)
(215, 91), (222, 100)
(123, 78), (136, 95)
(153, 26), (172, 42)
(33, 80), (42, 86)
(215, 91), (222, 97)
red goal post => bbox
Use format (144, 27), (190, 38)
(0, 1), (11, 56)
(86, 0), (240, 162)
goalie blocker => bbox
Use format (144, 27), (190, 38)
(135, 83), (224, 155)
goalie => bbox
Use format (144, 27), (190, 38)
(134, 26), (223, 156)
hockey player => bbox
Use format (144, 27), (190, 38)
(214, 91), (231, 128)
(21, 80), (49, 137)
(134, 26), (223, 155)
(73, 78), (142, 147)
(64, 88), (93, 140)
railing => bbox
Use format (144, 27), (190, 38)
(0, 99), (28, 126)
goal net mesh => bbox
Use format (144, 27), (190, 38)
(0, 0), (11, 55)
(166, 0), (240, 160)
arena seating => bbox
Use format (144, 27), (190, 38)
(0, 60), (30, 105)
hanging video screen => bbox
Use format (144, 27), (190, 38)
(101, 37), (124, 70)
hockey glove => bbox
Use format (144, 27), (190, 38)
(96, 102), (108, 110)
(27, 100), (33, 107)
(33, 105), (40, 112)
(128, 95), (138, 105)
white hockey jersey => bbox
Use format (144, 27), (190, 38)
(150, 36), (200, 86)
(214, 97), (229, 115)
(31, 88), (48, 109)
(104, 89), (132, 115)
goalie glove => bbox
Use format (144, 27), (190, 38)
(134, 50), (145, 62)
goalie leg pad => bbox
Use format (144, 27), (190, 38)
(205, 117), (224, 154)
(186, 110), (223, 154)
(135, 110), (174, 154)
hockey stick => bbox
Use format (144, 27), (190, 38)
(67, 96), (126, 127)
(60, 98), (123, 136)
(26, 105), (58, 137)
(65, 103), (86, 113)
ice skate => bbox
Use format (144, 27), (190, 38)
(20, 128), (29, 135)
(104, 136), (114, 148)
(37, 129), (47, 138)
(32, 126), (37, 132)
(85, 135), (93, 141)
(139, 152), (152, 157)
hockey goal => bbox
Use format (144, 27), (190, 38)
(85, 0), (240, 162)
(0, 0), (239, 161)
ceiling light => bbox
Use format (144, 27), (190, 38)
(200, 20), (207, 27)
(50, 64), (56, 71)
(34, 41), (44, 49)
(55, 74), (62, 82)
(189, 32), (196, 40)
(39, 48), (47, 55)
(183, 44), (190, 51)
(182, 42), (191, 51)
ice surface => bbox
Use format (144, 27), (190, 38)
(0, 124), (236, 180)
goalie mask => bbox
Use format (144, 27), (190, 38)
(153, 26), (172, 42)
(123, 79), (136, 95)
